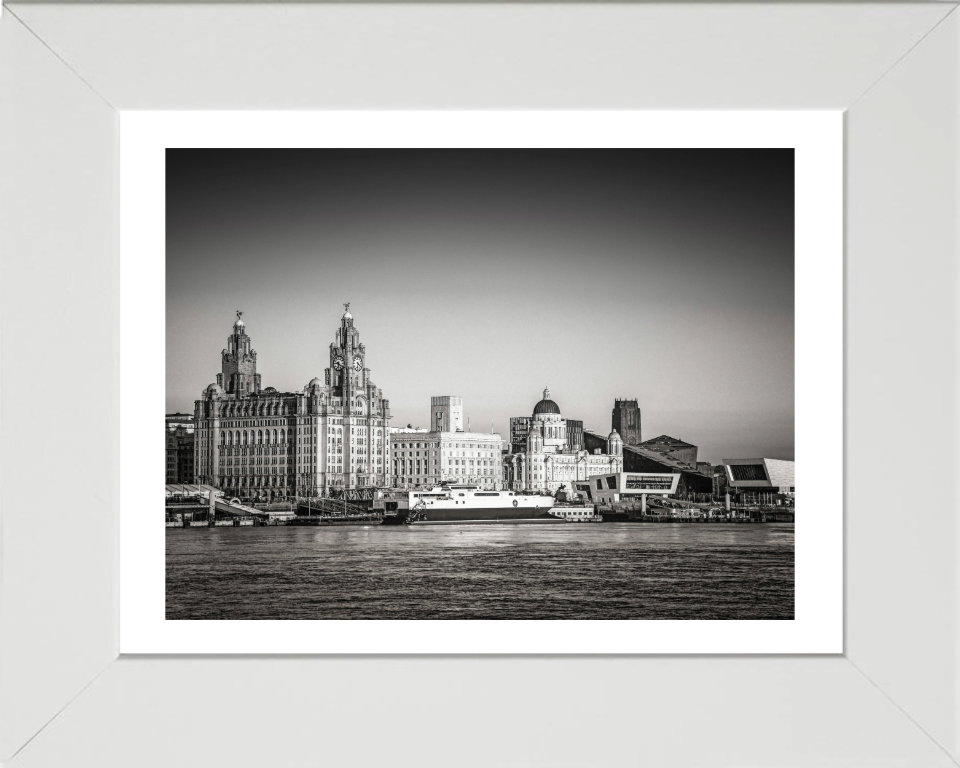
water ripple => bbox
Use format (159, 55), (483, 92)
(166, 523), (794, 620)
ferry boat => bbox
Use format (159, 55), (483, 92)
(376, 484), (558, 524)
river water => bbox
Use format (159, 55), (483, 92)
(166, 522), (793, 620)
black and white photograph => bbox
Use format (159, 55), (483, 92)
(164, 148), (795, 621)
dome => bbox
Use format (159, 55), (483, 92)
(532, 386), (560, 416)
(264, 387), (277, 393)
(608, 429), (622, 441)
(533, 399), (560, 415)
(308, 377), (322, 388)
(234, 318), (244, 327)
(206, 383), (223, 395)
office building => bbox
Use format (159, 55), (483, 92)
(503, 388), (623, 493)
(390, 397), (503, 489)
(192, 306), (391, 499)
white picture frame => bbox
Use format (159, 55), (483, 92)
(1, 3), (958, 766)
(119, 109), (841, 655)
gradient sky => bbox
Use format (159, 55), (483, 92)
(167, 149), (794, 464)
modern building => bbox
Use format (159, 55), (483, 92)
(582, 429), (608, 456)
(192, 306), (391, 500)
(390, 397), (503, 489)
(564, 419), (584, 451)
(165, 415), (195, 484)
(722, 458), (795, 504)
(622, 446), (714, 497)
(503, 388), (623, 493)
(588, 471), (681, 504)
(638, 435), (699, 467)
(509, 416), (532, 454)
(612, 398), (642, 445)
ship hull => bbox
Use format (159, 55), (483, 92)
(410, 516), (565, 525)
(417, 506), (556, 522)
(384, 505), (558, 524)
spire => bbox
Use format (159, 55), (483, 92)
(342, 302), (352, 320)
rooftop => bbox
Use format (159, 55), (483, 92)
(624, 446), (712, 477)
(640, 434), (696, 449)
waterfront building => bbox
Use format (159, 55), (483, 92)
(587, 471), (681, 505)
(622, 446), (713, 498)
(431, 396), (463, 433)
(583, 429), (609, 455)
(503, 388), (623, 493)
(585, 421), (713, 499)
(509, 416), (532, 454)
(389, 397), (503, 489)
(511, 415), (583, 453)
(722, 458), (795, 505)
(165, 415), (195, 484)
(192, 306), (391, 500)
(612, 398), (642, 445)
(565, 419), (584, 451)
(638, 434), (699, 467)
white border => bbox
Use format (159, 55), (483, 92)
(120, 111), (842, 654)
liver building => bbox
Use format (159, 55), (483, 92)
(193, 306), (391, 499)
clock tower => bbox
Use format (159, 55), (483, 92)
(304, 303), (391, 491)
(329, 302), (366, 392)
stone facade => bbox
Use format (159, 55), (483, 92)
(391, 397), (503, 489)
(391, 431), (503, 490)
(431, 396), (464, 433)
(511, 415), (583, 453)
(504, 388), (623, 493)
(193, 307), (391, 500)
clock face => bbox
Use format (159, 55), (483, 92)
(353, 357), (363, 371)
(333, 356), (344, 371)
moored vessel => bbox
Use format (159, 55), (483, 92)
(375, 484), (558, 524)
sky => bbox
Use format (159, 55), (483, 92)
(166, 149), (794, 465)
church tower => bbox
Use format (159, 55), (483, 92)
(218, 311), (261, 395)
(612, 398), (641, 445)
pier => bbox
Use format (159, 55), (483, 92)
(166, 484), (264, 527)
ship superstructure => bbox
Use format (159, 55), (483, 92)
(375, 484), (557, 524)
